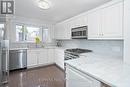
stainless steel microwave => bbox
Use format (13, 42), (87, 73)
(71, 26), (88, 39)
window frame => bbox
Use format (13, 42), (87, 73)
(15, 24), (42, 43)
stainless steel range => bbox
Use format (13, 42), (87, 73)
(65, 48), (92, 60)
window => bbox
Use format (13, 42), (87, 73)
(42, 29), (49, 43)
(0, 24), (5, 39)
(16, 24), (50, 43)
(16, 25), (40, 42)
(16, 25), (24, 41)
(26, 26), (40, 41)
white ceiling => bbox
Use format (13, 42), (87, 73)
(15, 0), (111, 24)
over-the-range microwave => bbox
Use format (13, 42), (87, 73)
(71, 26), (88, 39)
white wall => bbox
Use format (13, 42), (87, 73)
(124, 0), (130, 64)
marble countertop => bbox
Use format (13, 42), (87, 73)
(65, 53), (130, 87)
(9, 48), (28, 50)
(9, 46), (66, 50)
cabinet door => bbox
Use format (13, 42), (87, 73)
(77, 15), (88, 27)
(69, 14), (87, 28)
(55, 23), (71, 40)
(27, 50), (37, 67)
(47, 49), (54, 64)
(88, 10), (101, 39)
(54, 49), (64, 69)
(37, 49), (48, 65)
(55, 24), (62, 39)
(80, 15), (88, 26)
(66, 68), (93, 87)
(62, 22), (71, 39)
(101, 2), (123, 39)
(66, 66), (101, 87)
(73, 17), (82, 28)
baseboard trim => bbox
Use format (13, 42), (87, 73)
(54, 64), (65, 72)
(27, 63), (56, 71)
(12, 63), (65, 73)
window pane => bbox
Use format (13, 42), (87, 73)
(16, 25), (24, 41)
(42, 29), (48, 43)
(26, 26), (40, 42)
(0, 24), (4, 28)
(0, 24), (4, 39)
(16, 25), (41, 42)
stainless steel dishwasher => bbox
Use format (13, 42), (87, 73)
(9, 49), (27, 70)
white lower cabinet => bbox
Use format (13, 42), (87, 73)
(27, 50), (38, 67)
(66, 65), (101, 87)
(27, 48), (54, 68)
(37, 49), (48, 65)
(47, 49), (54, 64)
(54, 48), (64, 69)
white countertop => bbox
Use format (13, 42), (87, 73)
(65, 53), (130, 87)
(9, 46), (76, 50)
(9, 46), (58, 50)
(9, 48), (28, 50)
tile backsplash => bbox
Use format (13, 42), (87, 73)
(10, 39), (124, 58)
(60, 40), (124, 58)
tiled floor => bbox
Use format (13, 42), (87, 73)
(5, 65), (65, 87)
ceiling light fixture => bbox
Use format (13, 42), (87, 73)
(38, 0), (51, 9)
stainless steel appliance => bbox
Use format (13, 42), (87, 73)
(71, 26), (88, 39)
(9, 49), (27, 70)
(0, 24), (9, 86)
(65, 48), (92, 60)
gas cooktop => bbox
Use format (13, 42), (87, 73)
(65, 48), (92, 54)
(65, 48), (93, 60)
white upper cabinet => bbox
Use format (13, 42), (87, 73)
(55, 22), (71, 40)
(88, 10), (101, 39)
(63, 21), (71, 39)
(55, 1), (123, 40)
(55, 23), (62, 39)
(101, 2), (123, 39)
(55, 15), (88, 40)
(71, 15), (88, 28)
(88, 2), (123, 39)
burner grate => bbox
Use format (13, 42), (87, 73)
(65, 48), (92, 60)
